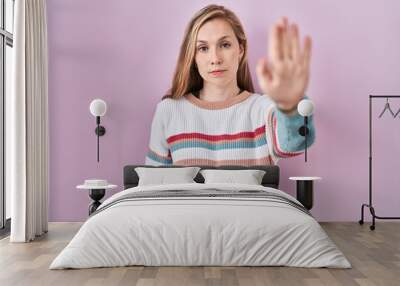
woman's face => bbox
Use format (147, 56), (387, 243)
(195, 18), (243, 87)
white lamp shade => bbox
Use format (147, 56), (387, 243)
(90, 99), (107, 117)
(297, 99), (314, 117)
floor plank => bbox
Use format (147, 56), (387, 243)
(0, 222), (399, 286)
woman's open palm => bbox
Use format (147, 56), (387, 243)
(256, 17), (312, 111)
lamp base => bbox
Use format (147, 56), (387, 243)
(95, 126), (106, 136)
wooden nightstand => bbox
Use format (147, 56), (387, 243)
(289, 177), (322, 210)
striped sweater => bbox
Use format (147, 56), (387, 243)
(145, 91), (315, 166)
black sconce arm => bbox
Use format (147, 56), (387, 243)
(298, 116), (310, 162)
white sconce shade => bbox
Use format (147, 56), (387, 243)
(90, 99), (107, 117)
(297, 99), (314, 117)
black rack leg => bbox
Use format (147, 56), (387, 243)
(370, 206), (376, 230)
(359, 204), (367, 225)
(359, 203), (376, 230)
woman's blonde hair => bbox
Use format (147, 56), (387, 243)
(163, 4), (254, 100)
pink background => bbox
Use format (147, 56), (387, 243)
(47, 0), (400, 221)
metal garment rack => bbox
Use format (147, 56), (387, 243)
(359, 95), (400, 230)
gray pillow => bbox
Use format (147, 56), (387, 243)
(135, 167), (201, 186)
(200, 169), (266, 185)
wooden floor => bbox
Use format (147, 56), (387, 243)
(0, 222), (399, 286)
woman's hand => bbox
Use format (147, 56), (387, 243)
(256, 17), (312, 112)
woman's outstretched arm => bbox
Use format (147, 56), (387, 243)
(265, 101), (315, 163)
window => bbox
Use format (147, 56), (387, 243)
(0, 0), (14, 234)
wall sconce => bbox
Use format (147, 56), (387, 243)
(89, 99), (107, 162)
(297, 99), (314, 162)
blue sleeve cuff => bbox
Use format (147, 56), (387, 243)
(274, 107), (315, 152)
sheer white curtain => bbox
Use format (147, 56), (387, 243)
(7, 0), (49, 242)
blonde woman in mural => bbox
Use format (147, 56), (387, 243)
(146, 4), (314, 166)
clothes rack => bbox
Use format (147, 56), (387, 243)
(359, 95), (400, 230)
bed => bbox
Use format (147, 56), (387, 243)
(50, 165), (351, 269)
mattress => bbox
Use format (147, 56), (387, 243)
(50, 183), (351, 269)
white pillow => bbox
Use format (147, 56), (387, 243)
(200, 169), (266, 185)
(135, 167), (201, 186)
